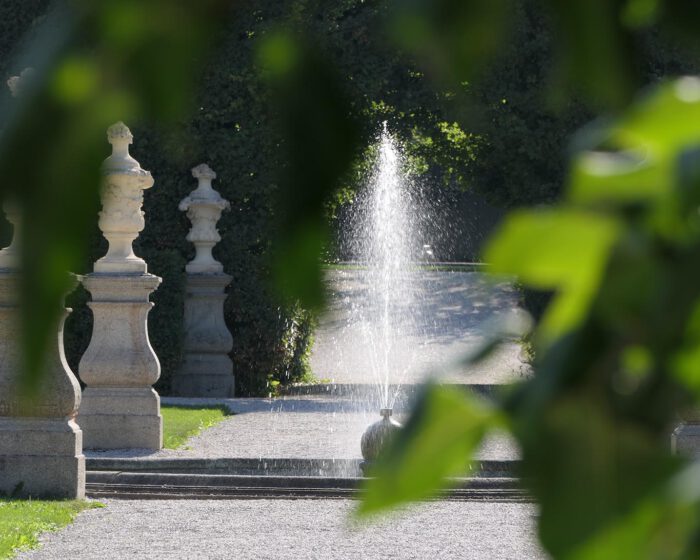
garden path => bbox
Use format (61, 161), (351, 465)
(310, 269), (528, 385)
(18, 499), (546, 560)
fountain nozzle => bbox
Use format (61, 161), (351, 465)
(360, 407), (403, 469)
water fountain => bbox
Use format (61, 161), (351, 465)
(349, 123), (426, 465)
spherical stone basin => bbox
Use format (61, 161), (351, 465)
(361, 408), (402, 462)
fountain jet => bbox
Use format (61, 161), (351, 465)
(350, 122), (425, 464)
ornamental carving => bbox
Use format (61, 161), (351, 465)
(95, 122), (154, 274)
(179, 163), (230, 274)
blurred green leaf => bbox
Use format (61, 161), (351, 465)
(259, 31), (361, 310)
(672, 299), (700, 397)
(485, 209), (620, 343)
(569, 498), (697, 560)
(611, 77), (700, 158)
(257, 31), (300, 78)
(569, 149), (668, 205)
(514, 392), (682, 558)
(544, 0), (636, 109)
(50, 55), (98, 104)
(389, 0), (512, 83)
(567, 462), (700, 559)
(494, 76), (700, 552)
(567, 79), (700, 239)
(622, 0), (660, 28)
(272, 222), (328, 310)
(357, 385), (498, 515)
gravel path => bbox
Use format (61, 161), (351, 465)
(18, 499), (547, 560)
(311, 270), (527, 384)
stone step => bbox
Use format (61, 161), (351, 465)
(85, 471), (528, 501)
(86, 457), (520, 478)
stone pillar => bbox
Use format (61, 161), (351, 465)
(0, 68), (84, 499)
(171, 164), (234, 397)
(672, 411), (700, 455)
(0, 273), (86, 499)
(78, 122), (163, 450)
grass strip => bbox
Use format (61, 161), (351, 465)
(162, 404), (232, 449)
(0, 499), (100, 559)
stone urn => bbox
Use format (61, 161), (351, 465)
(78, 122), (163, 450)
(361, 408), (402, 468)
(170, 163), (234, 397)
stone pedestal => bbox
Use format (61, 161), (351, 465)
(171, 164), (234, 397)
(0, 418), (84, 499)
(0, 273), (85, 498)
(78, 274), (162, 449)
(78, 122), (162, 450)
(672, 423), (700, 455)
(172, 274), (234, 397)
(672, 408), (700, 455)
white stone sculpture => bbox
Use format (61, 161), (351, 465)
(95, 122), (154, 274)
(179, 164), (230, 274)
(672, 413), (700, 455)
(6, 67), (34, 98)
(0, 69), (85, 498)
(0, 67), (32, 269)
(0, 201), (20, 269)
(171, 164), (234, 397)
(78, 122), (163, 450)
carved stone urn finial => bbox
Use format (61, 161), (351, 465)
(179, 163), (230, 274)
(0, 68), (35, 269)
(0, 201), (20, 269)
(95, 122), (154, 274)
(106, 121), (134, 152)
(192, 163), (217, 187)
(6, 67), (35, 98)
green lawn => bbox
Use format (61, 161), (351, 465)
(0, 499), (100, 559)
(162, 404), (232, 449)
